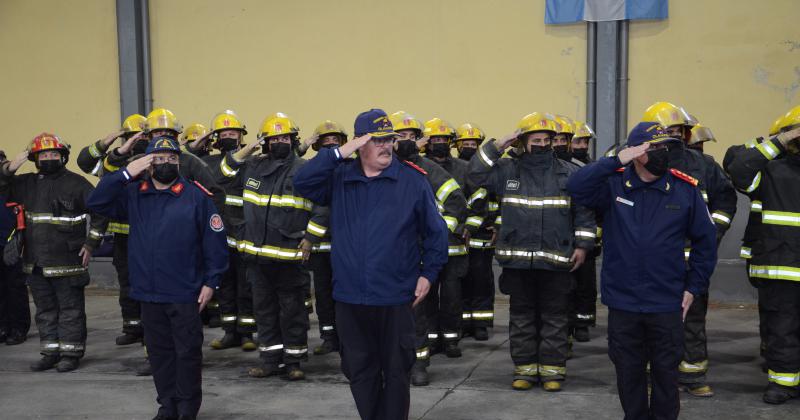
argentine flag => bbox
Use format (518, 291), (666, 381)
(545, 0), (668, 24)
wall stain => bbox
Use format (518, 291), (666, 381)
(752, 65), (800, 103)
(781, 40), (800, 52)
(561, 47), (573, 56)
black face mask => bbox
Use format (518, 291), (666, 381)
(217, 138), (239, 152)
(458, 147), (476, 161)
(132, 140), (149, 155)
(428, 143), (450, 159)
(528, 145), (551, 155)
(38, 159), (63, 175)
(321, 143), (338, 149)
(553, 145), (571, 160)
(572, 148), (589, 161)
(644, 148), (669, 177)
(152, 162), (179, 184)
(270, 142), (291, 159)
(395, 140), (418, 160)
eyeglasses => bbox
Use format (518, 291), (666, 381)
(152, 155), (179, 164)
(371, 137), (396, 146)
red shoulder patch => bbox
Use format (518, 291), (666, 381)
(615, 167), (626, 173)
(193, 180), (214, 196)
(669, 168), (699, 187)
(171, 182), (184, 195)
(402, 160), (428, 176)
(139, 181), (149, 192)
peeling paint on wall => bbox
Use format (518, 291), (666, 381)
(752, 65), (800, 103)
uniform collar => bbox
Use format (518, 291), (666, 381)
(139, 176), (187, 196)
(343, 156), (400, 182)
(622, 167), (673, 194)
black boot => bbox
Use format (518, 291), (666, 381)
(136, 358), (152, 376)
(763, 383), (799, 405)
(313, 339), (340, 355)
(411, 363), (429, 386)
(473, 326), (489, 341)
(573, 327), (590, 343)
(444, 341), (462, 358)
(56, 356), (80, 372)
(116, 333), (143, 346)
(285, 363), (305, 381)
(207, 316), (221, 329)
(5, 330), (27, 346)
(30, 354), (60, 372)
(209, 332), (241, 350)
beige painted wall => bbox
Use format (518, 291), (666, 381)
(628, 0), (800, 159)
(149, 0), (586, 148)
(0, 0), (119, 173)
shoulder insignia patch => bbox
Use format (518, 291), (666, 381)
(139, 181), (149, 192)
(209, 213), (224, 232)
(403, 160), (428, 176)
(193, 180), (214, 196)
(670, 169), (699, 187)
(615, 167), (626, 173)
(171, 182), (184, 195)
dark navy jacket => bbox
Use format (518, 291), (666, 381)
(87, 170), (229, 304)
(293, 147), (449, 306)
(567, 157), (717, 313)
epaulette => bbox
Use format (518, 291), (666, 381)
(193, 180), (214, 196)
(670, 168), (699, 187)
(402, 160), (428, 176)
(171, 182), (184, 195)
(139, 181), (149, 192)
(615, 167), (626, 173)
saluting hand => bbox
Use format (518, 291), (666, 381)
(302, 133), (319, 147)
(337, 134), (372, 159)
(7, 150), (29, 173)
(198, 285), (214, 312)
(777, 126), (800, 147)
(118, 131), (145, 155)
(496, 130), (521, 151)
(569, 248), (587, 272)
(616, 143), (650, 165)
(415, 136), (430, 150)
(412, 276), (431, 308)
(101, 130), (126, 148)
(125, 154), (154, 178)
(190, 131), (214, 150)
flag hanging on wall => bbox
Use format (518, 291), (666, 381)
(545, 0), (668, 24)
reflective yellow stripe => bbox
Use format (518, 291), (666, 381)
(514, 363), (539, 377)
(496, 248), (571, 264)
(762, 210), (800, 227)
(88, 229), (104, 239)
(495, 215), (502, 225)
(749, 265), (800, 282)
(684, 247), (691, 261)
(448, 244), (468, 256)
(574, 229), (596, 239)
(471, 311), (494, 320)
(488, 201), (500, 212)
(739, 246), (752, 259)
(416, 347), (430, 359)
(750, 200), (762, 213)
(436, 178), (461, 203)
(312, 242), (331, 252)
(462, 312), (472, 319)
(539, 365), (566, 377)
(107, 221), (129, 235)
(90, 160), (102, 176)
(442, 216), (458, 232)
(701, 190), (709, 203)
(103, 156), (120, 173)
(502, 195), (571, 208)
(756, 140), (780, 160)
(478, 143), (495, 167)
(26, 213), (87, 225)
(745, 171), (762, 193)
(41, 266), (87, 277)
(220, 156), (238, 177)
(226, 236), (239, 249)
(467, 188), (487, 208)
(465, 216), (484, 227)
(469, 238), (493, 248)
(306, 221), (327, 238)
(679, 360), (708, 373)
(711, 211), (732, 226)
(88, 143), (103, 158)
(768, 370), (800, 387)
(242, 190), (313, 211)
(225, 195), (243, 207)
(238, 240), (303, 261)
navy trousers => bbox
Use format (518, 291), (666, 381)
(141, 302), (204, 419)
(336, 302), (416, 420)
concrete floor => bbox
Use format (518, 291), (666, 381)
(0, 292), (796, 419)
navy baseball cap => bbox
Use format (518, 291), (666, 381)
(145, 136), (182, 155)
(354, 109), (396, 138)
(626, 122), (681, 147)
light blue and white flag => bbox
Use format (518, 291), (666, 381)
(545, 0), (668, 24)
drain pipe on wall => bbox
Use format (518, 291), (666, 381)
(140, 0), (153, 114)
(586, 22), (597, 158)
(617, 20), (629, 144)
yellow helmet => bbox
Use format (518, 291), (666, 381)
(258, 116), (299, 139)
(264, 112), (300, 132)
(389, 111), (423, 135)
(513, 112), (558, 147)
(182, 123), (209, 143)
(312, 120), (348, 151)
(145, 108), (183, 133)
(423, 118), (455, 139)
(455, 123), (486, 144)
(554, 115), (575, 136)
(121, 114), (146, 133)
(689, 124), (716, 145)
(779, 105), (800, 132)
(768, 115), (784, 136)
(211, 110), (247, 135)
(641, 102), (693, 128)
(573, 121), (595, 139)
